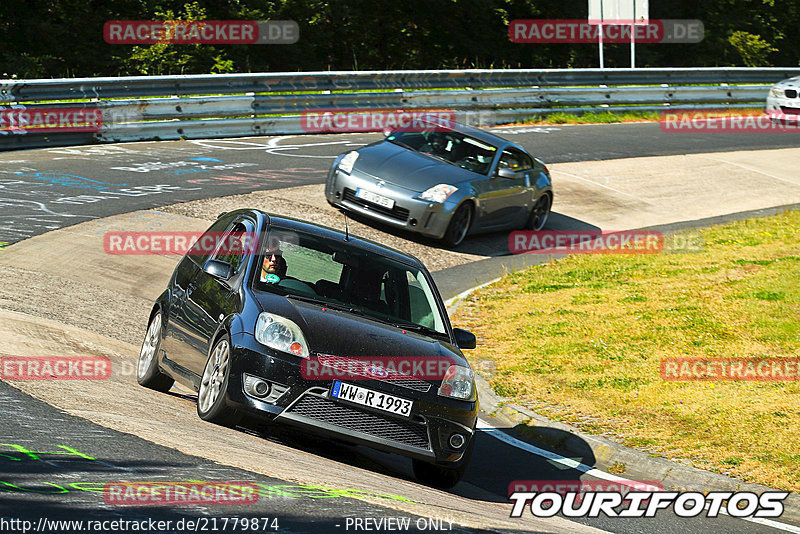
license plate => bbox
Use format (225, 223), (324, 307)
(330, 381), (412, 417)
(355, 188), (395, 209)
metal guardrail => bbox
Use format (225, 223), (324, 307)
(2, 67), (799, 150)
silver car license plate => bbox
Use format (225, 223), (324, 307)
(355, 188), (395, 209)
(330, 381), (412, 417)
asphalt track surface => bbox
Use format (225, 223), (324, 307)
(4, 121), (800, 244)
(2, 123), (800, 533)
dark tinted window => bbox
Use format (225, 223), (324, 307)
(187, 213), (237, 266)
(211, 219), (254, 276)
(254, 229), (448, 335)
(498, 148), (532, 171)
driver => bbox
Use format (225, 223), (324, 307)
(260, 249), (287, 281)
(420, 132), (447, 156)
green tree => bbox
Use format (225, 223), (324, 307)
(728, 30), (777, 66)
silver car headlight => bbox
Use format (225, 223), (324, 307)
(254, 313), (309, 358)
(418, 184), (458, 203)
(338, 151), (359, 174)
(770, 86), (783, 98)
(438, 364), (476, 400)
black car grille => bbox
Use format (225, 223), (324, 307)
(785, 89), (798, 98)
(342, 188), (410, 222)
(287, 394), (430, 450)
(780, 106), (800, 115)
(316, 354), (433, 393)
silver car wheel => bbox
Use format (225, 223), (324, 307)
(198, 339), (229, 414)
(138, 314), (161, 379)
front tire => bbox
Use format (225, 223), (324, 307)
(442, 202), (472, 247)
(137, 313), (174, 392)
(197, 336), (241, 427)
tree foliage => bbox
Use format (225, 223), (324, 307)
(0, 0), (798, 78)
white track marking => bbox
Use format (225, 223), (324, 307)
(551, 169), (656, 204)
(696, 155), (800, 188)
(190, 136), (368, 158)
(444, 278), (501, 309)
(478, 421), (800, 532)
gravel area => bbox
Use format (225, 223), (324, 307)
(0, 264), (151, 347)
(158, 184), (503, 272)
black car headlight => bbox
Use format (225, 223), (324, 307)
(438, 365), (476, 400)
(254, 313), (309, 358)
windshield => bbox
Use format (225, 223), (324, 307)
(253, 229), (449, 336)
(388, 130), (498, 175)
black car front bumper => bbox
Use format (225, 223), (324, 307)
(226, 333), (478, 464)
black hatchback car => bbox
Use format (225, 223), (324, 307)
(137, 209), (479, 488)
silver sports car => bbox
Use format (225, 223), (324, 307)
(325, 120), (553, 246)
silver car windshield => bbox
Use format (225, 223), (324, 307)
(254, 229), (449, 336)
(388, 130), (498, 175)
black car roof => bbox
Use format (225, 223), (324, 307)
(246, 210), (424, 267)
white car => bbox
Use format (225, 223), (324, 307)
(766, 76), (800, 122)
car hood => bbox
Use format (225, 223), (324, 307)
(253, 292), (468, 370)
(351, 141), (477, 191)
(776, 77), (800, 87)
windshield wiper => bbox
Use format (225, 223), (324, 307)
(421, 152), (457, 167)
(391, 322), (448, 339)
(388, 138), (415, 150)
(285, 294), (365, 316)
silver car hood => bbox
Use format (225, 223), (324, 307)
(352, 142), (479, 191)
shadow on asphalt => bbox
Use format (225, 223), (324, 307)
(340, 208), (601, 258)
(226, 415), (597, 506)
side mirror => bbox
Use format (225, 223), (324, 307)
(496, 167), (516, 179)
(203, 259), (233, 281)
(453, 328), (476, 349)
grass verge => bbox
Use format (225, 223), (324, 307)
(453, 210), (800, 490)
(514, 107), (765, 126)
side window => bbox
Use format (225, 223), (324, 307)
(405, 272), (435, 329)
(498, 149), (532, 172)
(188, 213), (237, 266)
(498, 150), (521, 171)
(211, 219), (253, 276)
(517, 151), (534, 171)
